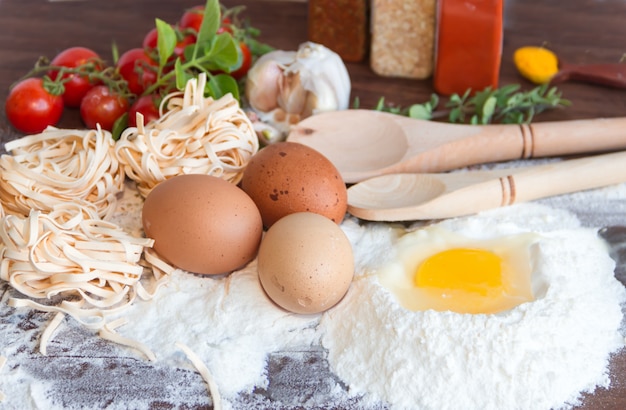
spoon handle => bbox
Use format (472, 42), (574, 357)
(522, 117), (626, 157)
(551, 63), (626, 89)
(399, 116), (626, 174)
(502, 149), (626, 205)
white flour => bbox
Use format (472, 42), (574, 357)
(1, 183), (625, 410)
(116, 262), (320, 401)
(322, 205), (626, 410)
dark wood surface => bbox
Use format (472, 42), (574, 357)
(1, 1), (626, 409)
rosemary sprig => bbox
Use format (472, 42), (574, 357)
(362, 84), (571, 124)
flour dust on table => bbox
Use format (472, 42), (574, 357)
(0, 182), (625, 410)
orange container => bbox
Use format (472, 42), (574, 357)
(433, 0), (504, 95)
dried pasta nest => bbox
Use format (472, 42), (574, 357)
(115, 73), (259, 198)
(0, 126), (125, 220)
(0, 203), (163, 328)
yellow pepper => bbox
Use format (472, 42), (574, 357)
(513, 46), (559, 84)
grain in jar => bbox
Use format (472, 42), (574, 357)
(370, 0), (436, 79)
(308, 0), (369, 63)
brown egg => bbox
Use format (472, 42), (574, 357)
(257, 212), (354, 314)
(240, 141), (347, 228)
(142, 174), (263, 275)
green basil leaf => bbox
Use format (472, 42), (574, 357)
(429, 93), (439, 108)
(481, 96), (497, 124)
(174, 59), (191, 90)
(207, 73), (240, 100)
(155, 19), (176, 68)
(112, 113), (129, 141)
(111, 42), (120, 65)
(448, 107), (462, 123)
(374, 97), (386, 111)
(199, 33), (239, 72)
(407, 104), (432, 120)
(246, 37), (274, 56)
(498, 83), (520, 97)
(447, 93), (462, 105)
(212, 34), (240, 69)
(182, 45), (196, 63)
(194, 0), (220, 60)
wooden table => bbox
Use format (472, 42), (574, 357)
(1, 1), (625, 409)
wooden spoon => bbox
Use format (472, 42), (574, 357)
(346, 150), (626, 222)
(286, 109), (626, 183)
(550, 62), (626, 88)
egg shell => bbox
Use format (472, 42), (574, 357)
(257, 212), (354, 314)
(240, 141), (347, 228)
(142, 174), (263, 275)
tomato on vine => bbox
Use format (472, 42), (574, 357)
(48, 46), (102, 108)
(117, 48), (158, 95)
(80, 85), (129, 131)
(179, 5), (205, 33)
(128, 94), (161, 127)
(142, 28), (159, 50)
(144, 26), (194, 60)
(179, 5), (232, 35)
(174, 35), (196, 60)
(217, 17), (233, 34)
(230, 42), (252, 80)
(5, 78), (64, 134)
(5, 0), (272, 136)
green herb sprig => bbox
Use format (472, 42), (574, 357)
(362, 84), (571, 125)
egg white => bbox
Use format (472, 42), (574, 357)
(377, 226), (541, 314)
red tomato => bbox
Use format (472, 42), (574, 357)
(128, 95), (161, 127)
(117, 48), (158, 95)
(174, 35), (196, 60)
(80, 85), (129, 131)
(180, 6), (232, 34)
(179, 5), (204, 33)
(143, 26), (195, 62)
(218, 17), (233, 34)
(230, 43), (252, 80)
(49, 46), (101, 108)
(142, 28), (159, 49)
(5, 78), (64, 134)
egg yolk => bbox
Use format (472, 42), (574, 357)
(415, 248), (502, 296)
(410, 247), (531, 314)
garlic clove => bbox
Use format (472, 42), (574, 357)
(278, 72), (309, 115)
(245, 57), (286, 113)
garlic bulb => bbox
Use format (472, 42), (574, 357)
(245, 42), (351, 142)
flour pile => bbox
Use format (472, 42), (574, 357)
(322, 207), (626, 409)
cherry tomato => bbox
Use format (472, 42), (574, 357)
(142, 28), (159, 49)
(80, 85), (129, 131)
(117, 48), (158, 95)
(144, 25), (195, 59)
(230, 42), (252, 80)
(174, 35), (196, 60)
(218, 17), (233, 34)
(179, 6), (204, 33)
(5, 78), (64, 134)
(49, 46), (101, 108)
(128, 95), (161, 127)
(180, 6), (232, 34)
